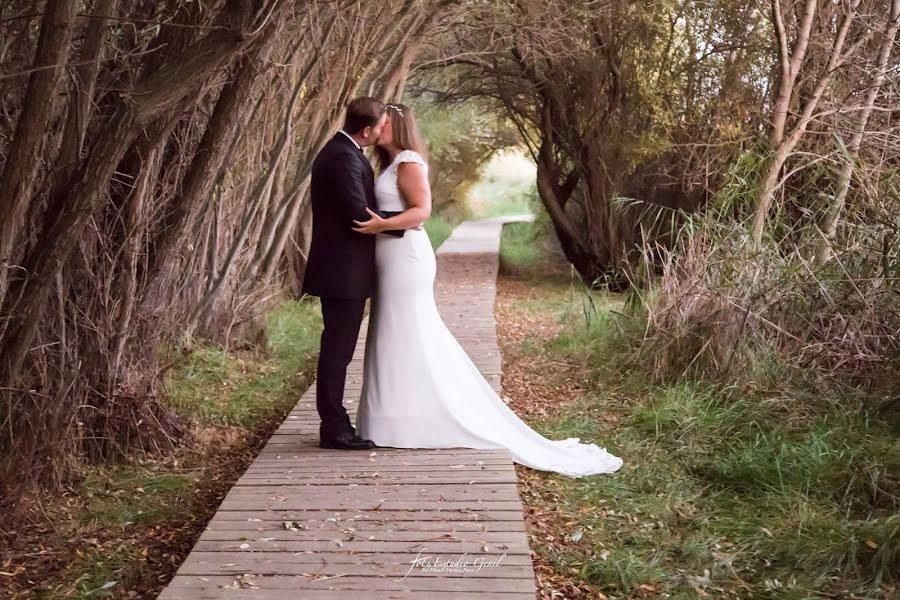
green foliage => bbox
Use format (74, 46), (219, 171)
(499, 215), (570, 280)
(511, 274), (898, 598)
(709, 146), (770, 218)
(613, 137), (900, 404)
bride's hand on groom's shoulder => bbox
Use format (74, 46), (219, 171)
(352, 207), (385, 234)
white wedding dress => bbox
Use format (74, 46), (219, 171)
(355, 149), (623, 478)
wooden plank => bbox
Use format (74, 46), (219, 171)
(206, 510), (528, 523)
(243, 453), (515, 462)
(247, 452), (512, 460)
(205, 515), (528, 530)
(221, 483), (519, 495)
(246, 460), (513, 468)
(159, 575), (537, 594)
(216, 500), (525, 511)
(241, 463), (515, 473)
(160, 590), (533, 600)
(177, 554), (534, 575)
(156, 216), (537, 598)
(192, 540), (530, 554)
(232, 477), (519, 485)
(221, 490), (520, 500)
(197, 530), (529, 543)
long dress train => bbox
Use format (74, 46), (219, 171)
(355, 150), (623, 478)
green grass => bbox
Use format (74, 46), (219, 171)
(536, 313), (896, 598)
(500, 219), (545, 272)
(424, 211), (457, 250)
(75, 467), (199, 529)
(164, 297), (322, 428)
(499, 217), (574, 284)
(63, 544), (147, 599)
(51, 465), (202, 598)
(498, 220), (899, 599)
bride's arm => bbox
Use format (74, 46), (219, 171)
(352, 162), (430, 234)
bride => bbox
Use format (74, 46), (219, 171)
(350, 102), (623, 478)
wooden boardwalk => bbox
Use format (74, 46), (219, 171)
(158, 216), (537, 599)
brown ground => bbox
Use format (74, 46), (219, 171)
(0, 412), (288, 599)
(495, 273), (613, 600)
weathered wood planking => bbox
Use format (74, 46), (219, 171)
(158, 216), (537, 599)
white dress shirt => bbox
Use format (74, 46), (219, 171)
(338, 129), (361, 150)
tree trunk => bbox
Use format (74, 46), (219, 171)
(0, 0), (77, 311)
(751, 0), (861, 245)
(0, 12), (267, 384)
(143, 32), (277, 292)
(816, 0), (900, 264)
(52, 0), (120, 199)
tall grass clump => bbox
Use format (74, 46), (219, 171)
(617, 150), (900, 413)
(595, 150), (900, 571)
(536, 151), (900, 594)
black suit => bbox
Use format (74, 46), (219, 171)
(302, 132), (403, 438)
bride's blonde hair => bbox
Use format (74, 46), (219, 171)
(374, 102), (429, 172)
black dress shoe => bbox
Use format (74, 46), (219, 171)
(319, 431), (376, 450)
(351, 433), (377, 448)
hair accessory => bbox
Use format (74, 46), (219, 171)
(386, 103), (404, 117)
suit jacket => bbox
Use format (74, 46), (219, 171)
(302, 133), (404, 299)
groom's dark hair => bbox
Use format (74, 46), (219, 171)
(343, 97), (386, 134)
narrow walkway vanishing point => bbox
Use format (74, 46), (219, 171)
(158, 216), (538, 599)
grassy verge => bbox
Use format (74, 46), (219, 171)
(424, 211), (457, 250)
(497, 220), (898, 599)
(167, 298), (321, 428)
(499, 210), (570, 281)
(8, 297), (322, 599)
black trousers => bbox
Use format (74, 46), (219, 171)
(316, 296), (366, 438)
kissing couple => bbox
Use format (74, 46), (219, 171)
(301, 97), (623, 478)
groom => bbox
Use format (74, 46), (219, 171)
(302, 97), (407, 450)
